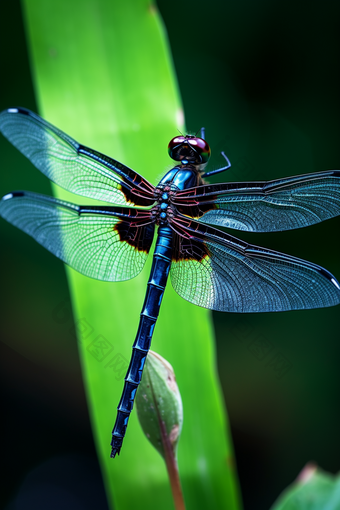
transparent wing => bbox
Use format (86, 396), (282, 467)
(170, 216), (340, 312)
(173, 171), (340, 231)
(0, 191), (155, 281)
(0, 108), (155, 207)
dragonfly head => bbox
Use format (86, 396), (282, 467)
(168, 135), (211, 166)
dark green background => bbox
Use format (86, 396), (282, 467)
(0, 1), (339, 509)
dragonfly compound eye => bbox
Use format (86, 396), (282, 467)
(168, 135), (211, 164)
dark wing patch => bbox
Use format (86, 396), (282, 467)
(171, 223), (210, 263)
(114, 215), (155, 254)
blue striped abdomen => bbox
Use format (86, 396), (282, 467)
(111, 225), (173, 457)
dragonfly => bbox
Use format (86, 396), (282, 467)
(0, 107), (340, 458)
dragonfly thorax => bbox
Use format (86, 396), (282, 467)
(151, 194), (175, 225)
(158, 165), (201, 190)
(153, 165), (204, 224)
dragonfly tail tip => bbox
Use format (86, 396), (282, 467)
(110, 436), (123, 458)
(110, 447), (121, 459)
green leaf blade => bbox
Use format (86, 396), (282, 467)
(22, 1), (241, 509)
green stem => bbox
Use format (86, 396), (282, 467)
(159, 418), (186, 510)
(147, 367), (185, 510)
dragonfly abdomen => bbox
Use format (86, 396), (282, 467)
(111, 226), (173, 457)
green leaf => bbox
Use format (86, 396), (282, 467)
(136, 350), (183, 459)
(21, 0), (241, 509)
(270, 464), (340, 510)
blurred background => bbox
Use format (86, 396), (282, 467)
(0, 1), (339, 509)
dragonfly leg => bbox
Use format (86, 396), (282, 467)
(202, 151), (231, 177)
